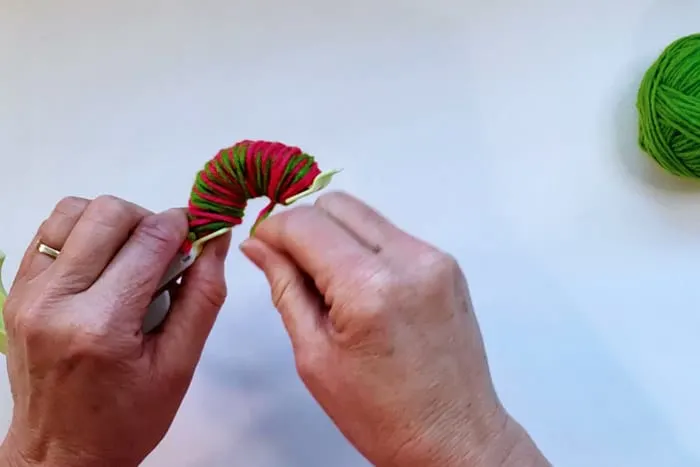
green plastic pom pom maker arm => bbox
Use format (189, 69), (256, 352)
(0, 168), (340, 355)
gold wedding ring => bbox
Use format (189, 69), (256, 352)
(38, 243), (61, 259)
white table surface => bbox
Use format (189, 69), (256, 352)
(2, 1), (700, 465)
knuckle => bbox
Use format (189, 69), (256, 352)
(65, 320), (136, 361)
(279, 205), (320, 230)
(5, 286), (64, 338)
(426, 250), (460, 277)
(258, 205), (322, 241)
(360, 268), (398, 305)
(67, 332), (105, 359)
(294, 348), (322, 383)
(133, 215), (182, 253)
(285, 205), (317, 223)
(2, 297), (17, 325)
(3, 291), (35, 328)
(54, 196), (89, 217)
(92, 194), (127, 211)
(38, 197), (89, 242)
(344, 269), (396, 325)
(418, 249), (462, 288)
(198, 276), (228, 310)
(354, 296), (390, 329)
(36, 219), (53, 241)
(88, 195), (134, 226)
(47, 267), (93, 295)
(314, 191), (343, 208)
(12, 309), (47, 341)
(288, 204), (317, 215)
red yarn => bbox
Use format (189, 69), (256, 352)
(183, 140), (323, 253)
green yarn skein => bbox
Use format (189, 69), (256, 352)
(637, 33), (700, 178)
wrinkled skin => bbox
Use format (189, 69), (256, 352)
(0, 191), (549, 467)
(0, 196), (230, 467)
(241, 192), (550, 466)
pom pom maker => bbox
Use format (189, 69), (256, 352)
(0, 167), (341, 355)
(141, 226), (233, 334)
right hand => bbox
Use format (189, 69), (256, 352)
(240, 192), (549, 467)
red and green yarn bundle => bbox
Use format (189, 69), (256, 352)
(184, 140), (337, 252)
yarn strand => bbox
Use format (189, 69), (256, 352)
(185, 140), (338, 252)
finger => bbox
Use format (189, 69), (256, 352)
(51, 196), (151, 293)
(240, 237), (327, 347)
(254, 206), (379, 295)
(151, 232), (231, 369)
(16, 196), (89, 283)
(94, 208), (188, 321)
(314, 191), (412, 253)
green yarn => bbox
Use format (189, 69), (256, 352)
(637, 33), (700, 177)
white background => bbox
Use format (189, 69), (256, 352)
(2, 1), (700, 465)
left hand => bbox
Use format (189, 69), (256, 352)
(0, 196), (230, 467)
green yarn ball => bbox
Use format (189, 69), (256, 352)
(637, 33), (700, 178)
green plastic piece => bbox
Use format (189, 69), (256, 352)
(284, 169), (342, 205)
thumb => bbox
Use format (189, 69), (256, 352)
(153, 232), (231, 370)
(240, 237), (326, 349)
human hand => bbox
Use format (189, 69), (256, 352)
(0, 196), (230, 467)
(240, 192), (549, 467)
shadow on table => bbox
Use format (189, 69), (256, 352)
(186, 243), (697, 467)
(468, 246), (698, 467)
(192, 298), (369, 467)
